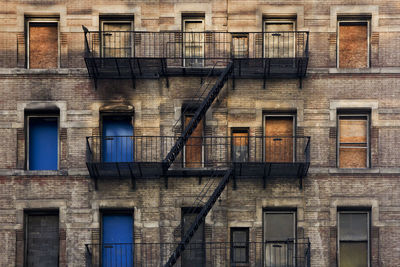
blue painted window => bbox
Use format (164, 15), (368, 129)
(29, 117), (58, 170)
(102, 116), (134, 162)
(102, 214), (133, 267)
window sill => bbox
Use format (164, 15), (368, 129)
(328, 168), (379, 174)
(9, 170), (68, 176)
(0, 68), (88, 76)
(308, 67), (400, 74)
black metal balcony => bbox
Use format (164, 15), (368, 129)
(85, 239), (310, 267)
(86, 136), (310, 188)
(82, 27), (309, 88)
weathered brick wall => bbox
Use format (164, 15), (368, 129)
(0, 0), (400, 266)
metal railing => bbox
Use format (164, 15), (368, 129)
(85, 239), (310, 267)
(86, 136), (311, 167)
(83, 30), (309, 62)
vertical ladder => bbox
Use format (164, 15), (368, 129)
(164, 167), (233, 267)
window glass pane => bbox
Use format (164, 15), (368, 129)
(29, 22), (58, 69)
(29, 117), (58, 170)
(233, 248), (247, 262)
(339, 22), (368, 68)
(182, 209), (204, 266)
(233, 230), (247, 243)
(339, 242), (368, 267)
(265, 213), (294, 241)
(339, 213), (368, 240)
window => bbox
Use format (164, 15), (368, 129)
(338, 114), (369, 168)
(27, 18), (59, 69)
(100, 17), (133, 57)
(264, 19), (296, 58)
(183, 17), (204, 67)
(338, 18), (370, 68)
(232, 129), (249, 162)
(101, 211), (133, 266)
(231, 228), (249, 265)
(25, 211), (59, 266)
(232, 34), (249, 58)
(183, 114), (203, 168)
(264, 211), (296, 267)
(28, 116), (59, 170)
(338, 211), (370, 267)
(101, 115), (134, 162)
(182, 208), (204, 266)
(264, 115), (295, 163)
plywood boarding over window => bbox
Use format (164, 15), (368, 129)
(339, 116), (368, 168)
(184, 115), (203, 167)
(102, 22), (132, 57)
(265, 116), (294, 163)
(339, 22), (368, 68)
(264, 21), (295, 58)
(232, 131), (249, 162)
(29, 22), (58, 69)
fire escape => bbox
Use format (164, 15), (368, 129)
(83, 26), (311, 266)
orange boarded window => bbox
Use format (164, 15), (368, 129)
(265, 116), (294, 163)
(184, 115), (203, 168)
(338, 115), (369, 168)
(338, 21), (369, 68)
(29, 22), (58, 69)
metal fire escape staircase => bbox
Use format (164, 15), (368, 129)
(161, 62), (233, 266)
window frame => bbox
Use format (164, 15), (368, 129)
(26, 18), (60, 69)
(182, 18), (205, 67)
(24, 210), (60, 267)
(26, 115), (60, 171)
(263, 114), (296, 162)
(100, 18), (134, 58)
(230, 227), (249, 264)
(337, 112), (370, 168)
(337, 19), (371, 68)
(337, 210), (370, 267)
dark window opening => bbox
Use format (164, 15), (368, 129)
(182, 207), (205, 266)
(231, 228), (249, 265)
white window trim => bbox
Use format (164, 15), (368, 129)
(27, 115), (60, 171)
(100, 20), (134, 58)
(263, 114), (296, 162)
(337, 211), (370, 267)
(337, 20), (370, 68)
(337, 114), (370, 168)
(26, 18), (60, 69)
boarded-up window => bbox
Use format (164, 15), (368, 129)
(264, 21), (295, 58)
(338, 21), (369, 68)
(184, 115), (203, 168)
(232, 34), (249, 58)
(183, 19), (204, 66)
(29, 22), (58, 69)
(338, 115), (368, 168)
(102, 21), (133, 57)
(339, 212), (369, 267)
(265, 116), (294, 162)
(182, 208), (204, 266)
(264, 211), (295, 267)
(26, 213), (59, 266)
(232, 130), (249, 162)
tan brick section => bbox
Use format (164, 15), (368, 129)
(0, 1), (399, 266)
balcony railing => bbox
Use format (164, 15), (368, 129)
(86, 136), (310, 188)
(85, 239), (311, 267)
(82, 28), (309, 88)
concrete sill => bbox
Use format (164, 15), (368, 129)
(0, 68), (88, 76)
(329, 168), (380, 174)
(308, 67), (400, 74)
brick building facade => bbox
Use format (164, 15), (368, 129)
(0, 0), (400, 266)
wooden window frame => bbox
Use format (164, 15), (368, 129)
(230, 227), (249, 264)
(100, 18), (134, 58)
(263, 114), (296, 162)
(182, 18), (205, 67)
(337, 113), (370, 168)
(24, 210), (60, 267)
(337, 210), (370, 267)
(263, 19), (296, 58)
(26, 114), (60, 171)
(26, 18), (60, 69)
(337, 19), (370, 68)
